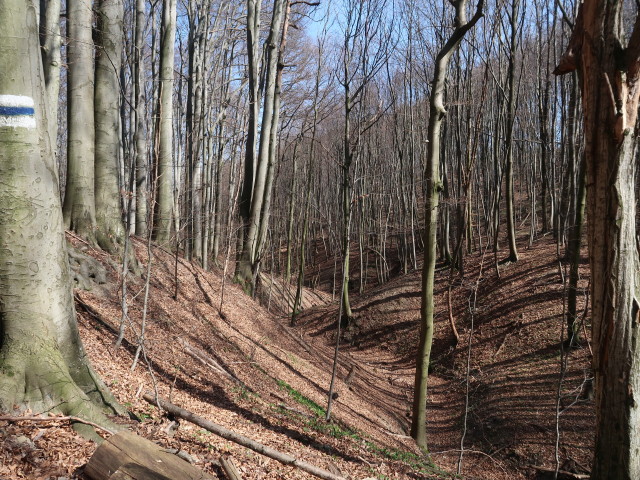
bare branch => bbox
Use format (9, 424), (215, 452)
(0, 415), (116, 435)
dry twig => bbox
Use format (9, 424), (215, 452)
(0, 415), (116, 435)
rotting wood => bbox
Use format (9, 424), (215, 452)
(143, 393), (346, 480)
(219, 455), (243, 480)
(84, 430), (215, 480)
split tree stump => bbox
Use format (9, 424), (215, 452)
(84, 430), (216, 480)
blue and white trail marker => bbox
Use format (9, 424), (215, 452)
(0, 95), (36, 129)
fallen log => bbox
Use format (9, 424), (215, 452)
(143, 393), (346, 480)
(529, 464), (589, 479)
(219, 455), (243, 480)
(178, 337), (243, 386)
(84, 430), (215, 480)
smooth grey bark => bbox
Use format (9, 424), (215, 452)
(236, 0), (288, 291)
(153, 0), (177, 244)
(534, 0), (552, 234)
(39, 0), (61, 152)
(411, 0), (483, 450)
(134, 0), (149, 236)
(184, 0), (208, 263)
(556, 1), (640, 478)
(63, 0), (97, 242)
(236, 0), (262, 288)
(285, 147), (298, 283)
(0, 0), (121, 426)
(255, 0), (291, 261)
(95, 0), (126, 253)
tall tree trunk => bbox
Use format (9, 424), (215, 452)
(341, 92), (354, 319)
(63, 0), (97, 242)
(236, 0), (263, 289)
(95, 0), (126, 253)
(556, 2), (640, 478)
(236, 0), (288, 292)
(184, 1), (206, 262)
(285, 149), (298, 283)
(153, 0), (177, 244)
(0, 0), (121, 428)
(503, 0), (520, 262)
(256, 0), (291, 265)
(134, 0), (149, 236)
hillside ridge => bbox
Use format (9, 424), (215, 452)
(0, 234), (594, 480)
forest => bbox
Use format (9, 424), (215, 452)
(0, 0), (639, 479)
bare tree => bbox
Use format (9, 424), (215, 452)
(39, 0), (62, 150)
(236, 0), (291, 291)
(134, 0), (149, 236)
(337, 0), (395, 319)
(411, 0), (483, 450)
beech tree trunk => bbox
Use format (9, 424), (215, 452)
(0, 0), (120, 427)
(153, 0), (177, 244)
(236, 0), (262, 289)
(134, 0), (149, 237)
(236, 0), (288, 292)
(556, 2), (640, 478)
(63, 0), (97, 241)
(95, 0), (126, 253)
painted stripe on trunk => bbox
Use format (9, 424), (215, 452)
(0, 95), (35, 108)
(0, 96), (36, 129)
(0, 106), (35, 116)
(0, 116), (37, 129)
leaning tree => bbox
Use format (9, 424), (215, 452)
(0, 0), (121, 429)
(411, 0), (483, 451)
(555, 0), (640, 478)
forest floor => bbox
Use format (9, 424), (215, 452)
(0, 233), (594, 480)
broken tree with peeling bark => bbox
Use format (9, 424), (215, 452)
(554, 0), (640, 478)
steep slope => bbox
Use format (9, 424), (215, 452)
(0, 234), (594, 480)
(1, 236), (438, 479)
(295, 235), (594, 479)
